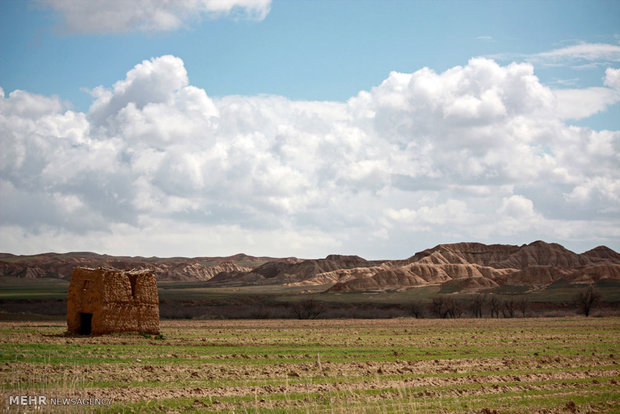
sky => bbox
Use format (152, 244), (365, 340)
(0, 0), (619, 259)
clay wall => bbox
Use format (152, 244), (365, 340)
(67, 267), (159, 335)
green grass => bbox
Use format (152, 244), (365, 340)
(489, 284), (531, 295)
(158, 283), (319, 302)
(0, 277), (69, 299)
(529, 280), (620, 303)
(310, 286), (441, 304)
(3, 275), (620, 306)
(1, 318), (619, 413)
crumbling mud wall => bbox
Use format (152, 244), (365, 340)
(67, 267), (159, 335)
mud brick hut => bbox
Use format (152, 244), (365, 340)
(67, 267), (160, 335)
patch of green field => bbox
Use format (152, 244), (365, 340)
(488, 284), (531, 295)
(528, 280), (620, 303)
(1, 318), (618, 413)
(0, 277), (69, 299)
(157, 279), (620, 309)
(311, 286), (441, 304)
(3, 274), (619, 313)
(105, 376), (619, 414)
(158, 283), (318, 302)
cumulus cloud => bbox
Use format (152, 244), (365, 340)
(605, 67), (620, 90)
(498, 195), (536, 218)
(41, 0), (272, 33)
(1, 55), (619, 257)
(553, 87), (620, 120)
(384, 199), (475, 231)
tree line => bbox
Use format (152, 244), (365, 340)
(154, 286), (604, 319)
(408, 286), (602, 319)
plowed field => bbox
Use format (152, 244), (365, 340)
(1, 318), (619, 413)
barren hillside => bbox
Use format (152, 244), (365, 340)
(326, 241), (620, 293)
(2, 241), (619, 292)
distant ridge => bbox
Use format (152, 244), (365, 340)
(0, 252), (291, 281)
(1, 241), (619, 293)
(325, 241), (620, 293)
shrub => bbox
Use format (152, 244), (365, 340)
(470, 294), (486, 318)
(292, 299), (326, 319)
(574, 286), (601, 317)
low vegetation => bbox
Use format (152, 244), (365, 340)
(1, 318), (618, 413)
(2, 277), (619, 321)
(574, 286), (602, 317)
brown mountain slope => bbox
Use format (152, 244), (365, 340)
(208, 255), (384, 286)
(581, 246), (620, 263)
(0, 252), (286, 281)
(495, 241), (594, 269)
(493, 266), (572, 287)
(566, 263), (620, 283)
(329, 269), (428, 292)
(327, 263), (512, 293)
(327, 241), (620, 293)
(2, 241), (619, 291)
(285, 266), (385, 287)
(398, 242), (521, 267)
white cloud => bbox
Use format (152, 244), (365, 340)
(553, 87), (620, 120)
(536, 43), (620, 63)
(498, 195), (536, 218)
(41, 0), (271, 34)
(1, 55), (619, 257)
(564, 176), (620, 209)
(0, 88), (64, 118)
(489, 43), (620, 70)
(605, 67), (620, 90)
(385, 199), (474, 228)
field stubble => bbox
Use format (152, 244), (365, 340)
(0, 318), (619, 413)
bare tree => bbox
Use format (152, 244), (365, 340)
(409, 301), (424, 318)
(431, 296), (462, 318)
(292, 299), (325, 319)
(431, 296), (447, 318)
(470, 294), (486, 318)
(445, 298), (463, 318)
(501, 300), (516, 318)
(574, 286), (602, 317)
(488, 296), (500, 318)
(517, 297), (528, 318)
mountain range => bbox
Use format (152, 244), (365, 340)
(2, 241), (620, 293)
(0, 252), (294, 281)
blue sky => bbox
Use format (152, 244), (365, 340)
(3, 1), (619, 118)
(1, 0), (619, 258)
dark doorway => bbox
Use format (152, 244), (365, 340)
(79, 313), (92, 335)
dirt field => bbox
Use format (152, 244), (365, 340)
(1, 318), (619, 413)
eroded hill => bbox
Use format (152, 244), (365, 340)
(325, 241), (620, 293)
(2, 241), (619, 293)
(0, 252), (294, 281)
